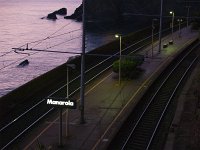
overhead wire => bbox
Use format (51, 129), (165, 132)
(46, 35), (82, 49)
(1, 33), (80, 71)
(0, 52), (38, 71)
(16, 20), (74, 49)
(29, 14), (82, 49)
(0, 33), (83, 71)
(1, 23), (82, 71)
(47, 20), (77, 37)
(0, 27), (81, 59)
(13, 11), (82, 50)
(30, 28), (81, 49)
(0, 12), (82, 67)
(0, 50), (14, 57)
(0, 43), (29, 58)
(0, 28), (81, 58)
(48, 28), (81, 39)
(0, 34), (82, 70)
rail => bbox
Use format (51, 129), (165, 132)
(0, 26), (174, 149)
(107, 41), (200, 150)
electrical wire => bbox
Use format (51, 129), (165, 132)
(0, 50), (14, 57)
(47, 20), (76, 38)
(1, 33), (82, 71)
(15, 12), (82, 50)
(0, 16), (81, 59)
(0, 52), (38, 71)
(48, 28), (81, 39)
(29, 13), (82, 49)
(46, 35), (82, 49)
(30, 28), (81, 49)
(0, 8), (83, 71)
(14, 49), (30, 56)
(0, 28), (81, 59)
(0, 36), (82, 71)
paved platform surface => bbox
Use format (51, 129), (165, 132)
(18, 27), (199, 150)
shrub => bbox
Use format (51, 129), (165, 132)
(112, 55), (144, 77)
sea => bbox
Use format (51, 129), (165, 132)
(0, 0), (142, 97)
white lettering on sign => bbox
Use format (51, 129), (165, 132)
(47, 99), (75, 106)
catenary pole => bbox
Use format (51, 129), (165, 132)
(158, 0), (163, 53)
(151, 19), (158, 57)
(66, 66), (69, 137)
(80, 0), (86, 124)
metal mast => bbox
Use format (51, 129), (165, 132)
(80, 0), (86, 124)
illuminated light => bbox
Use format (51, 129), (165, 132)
(115, 34), (120, 38)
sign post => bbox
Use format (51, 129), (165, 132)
(46, 97), (77, 146)
(59, 108), (63, 147)
(66, 63), (76, 137)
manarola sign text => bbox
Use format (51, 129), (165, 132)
(46, 98), (77, 109)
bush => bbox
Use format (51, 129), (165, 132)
(112, 56), (144, 77)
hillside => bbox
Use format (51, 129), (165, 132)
(85, 0), (187, 22)
(66, 0), (199, 26)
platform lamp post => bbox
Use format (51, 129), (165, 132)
(170, 11), (175, 42)
(66, 63), (76, 137)
(177, 19), (183, 38)
(115, 34), (122, 86)
(152, 19), (158, 57)
(186, 6), (191, 28)
(158, 0), (163, 53)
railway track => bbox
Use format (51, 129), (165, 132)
(0, 30), (158, 150)
(0, 26), (186, 149)
(107, 41), (200, 150)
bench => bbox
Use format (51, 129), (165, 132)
(163, 43), (168, 48)
(169, 40), (173, 45)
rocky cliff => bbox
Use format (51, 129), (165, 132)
(86, 0), (121, 22)
(67, 0), (189, 23)
(65, 0), (200, 27)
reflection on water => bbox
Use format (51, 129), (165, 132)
(0, 0), (143, 97)
(0, 0), (83, 96)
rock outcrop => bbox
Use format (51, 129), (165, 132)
(54, 8), (67, 15)
(64, 0), (121, 22)
(64, 4), (82, 21)
(18, 59), (29, 67)
(47, 13), (57, 20)
(47, 8), (67, 20)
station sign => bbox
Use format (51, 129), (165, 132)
(46, 97), (77, 109)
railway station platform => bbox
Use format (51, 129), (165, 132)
(18, 27), (199, 150)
